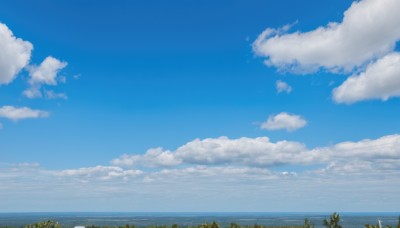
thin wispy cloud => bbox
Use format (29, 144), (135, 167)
(0, 106), (49, 121)
(276, 80), (292, 94)
(45, 90), (68, 100)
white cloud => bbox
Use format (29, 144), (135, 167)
(28, 56), (67, 85)
(111, 147), (182, 168)
(177, 134), (400, 172)
(14, 162), (40, 168)
(276, 80), (292, 93)
(253, 0), (400, 73)
(175, 136), (310, 166)
(142, 166), (282, 183)
(260, 112), (307, 132)
(112, 137), (312, 168)
(112, 137), (315, 168)
(24, 56), (67, 99)
(333, 52), (400, 103)
(328, 134), (400, 160)
(174, 134), (400, 170)
(310, 134), (400, 173)
(110, 134), (400, 175)
(58, 166), (143, 180)
(0, 23), (68, 100)
(0, 106), (49, 121)
(0, 22), (33, 84)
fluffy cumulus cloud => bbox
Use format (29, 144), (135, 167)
(24, 56), (68, 99)
(110, 134), (400, 174)
(175, 136), (310, 166)
(0, 22), (68, 100)
(276, 80), (292, 94)
(0, 22), (33, 84)
(112, 137), (311, 168)
(0, 23), (66, 129)
(0, 106), (49, 121)
(310, 134), (400, 174)
(333, 52), (400, 103)
(26, 133), (400, 178)
(260, 112), (307, 132)
(111, 148), (181, 168)
(253, 0), (400, 73)
(333, 134), (400, 159)
(254, 0), (400, 103)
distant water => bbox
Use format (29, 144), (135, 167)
(0, 212), (398, 228)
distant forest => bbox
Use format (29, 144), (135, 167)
(1, 213), (399, 228)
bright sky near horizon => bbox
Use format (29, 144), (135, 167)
(1, 0), (400, 212)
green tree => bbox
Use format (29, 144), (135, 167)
(397, 216), (400, 228)
(86, 225), (100, 228)
(365, 217), (400, 228)
(304, 218), (314, 228)
(210, 221), (219, 228)
(323, 212), (342, 228)
(365, 225), (379, 228)
(24, 220), (61, 228)
(197, 221), (220, 228)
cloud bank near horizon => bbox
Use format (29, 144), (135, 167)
(110, 134), (400, 173)
(2, 133), (400, 211)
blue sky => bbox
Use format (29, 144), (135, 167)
(1, 0), (400, 212)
